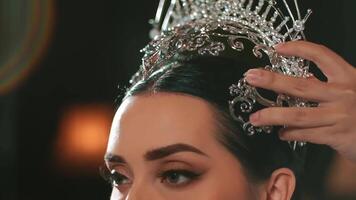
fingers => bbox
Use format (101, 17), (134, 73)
(249, 107), (338, 128)
(245, 68), (339, 102)
(275, 41), (352, 82)
(278, 126), (334, 145)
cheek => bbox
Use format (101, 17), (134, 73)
(159, 168), (251, 200)
(194, 168), (251, 200)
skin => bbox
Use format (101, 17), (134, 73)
(105, 93), (295, 200)
(245, 41), (356, 162)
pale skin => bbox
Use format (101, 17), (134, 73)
(105, 93), (295, 200)
(245, 41), (356, 162)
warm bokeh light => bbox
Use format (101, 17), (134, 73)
(54, 104), (114, 175)
(0, 0), (55, 94)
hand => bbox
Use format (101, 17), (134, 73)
(244, 41), (356, 162)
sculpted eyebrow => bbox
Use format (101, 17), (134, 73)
(104, 143), (209, 164)
(104, 153), (126, 164)
(144, 143), (209, 161)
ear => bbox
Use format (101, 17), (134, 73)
(262, 168), (296, 200)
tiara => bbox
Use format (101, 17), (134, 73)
(133, 0), (315, 150)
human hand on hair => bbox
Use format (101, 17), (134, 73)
(244, 41), (356, 162)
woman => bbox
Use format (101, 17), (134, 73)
(104, 56), (304, 200)
(102, 0), (356, 199)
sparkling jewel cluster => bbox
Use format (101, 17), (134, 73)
(135, 0), (314, 149)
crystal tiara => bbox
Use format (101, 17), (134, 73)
(131, 0), (315, 149)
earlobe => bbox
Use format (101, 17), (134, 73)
(263, 168), (296, 200)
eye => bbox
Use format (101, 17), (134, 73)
(110, 170), (131, 187)
(159, 169), (201, 187)
(100, 167), (132, 188)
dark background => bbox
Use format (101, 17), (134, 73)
(0, 0), (355, 200)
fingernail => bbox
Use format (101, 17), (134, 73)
(245, 69), (263, 84)
(249, 112), (260, 125)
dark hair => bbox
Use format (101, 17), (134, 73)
(122, 56), (305, 199)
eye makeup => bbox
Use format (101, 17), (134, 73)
(100, 165), (132, 189)
(155, 160), (205, 188)
(158, 168), (202, 187)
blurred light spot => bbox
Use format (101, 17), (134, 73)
(0, 0), (55, 94)
(54, 104), (114, 175)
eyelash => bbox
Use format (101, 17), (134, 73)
(100, 167), (201, 189)
(158, 169), (202, 187)
(100, 167), (130, 187)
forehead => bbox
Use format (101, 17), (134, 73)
(106, 92), (219, 155)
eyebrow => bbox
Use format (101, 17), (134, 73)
(104, 153), (127, 164)
(145, 143), (209, 161)
(104, 143), (209, 164)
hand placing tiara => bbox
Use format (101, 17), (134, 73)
(132, 0), (356, 160)
(245, 41), (356, 162)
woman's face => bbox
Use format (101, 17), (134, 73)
(105, 92), (255, 200)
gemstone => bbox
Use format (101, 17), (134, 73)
(293, 20), (305, 32)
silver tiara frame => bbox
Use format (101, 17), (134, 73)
(134, 0), (315, 150)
